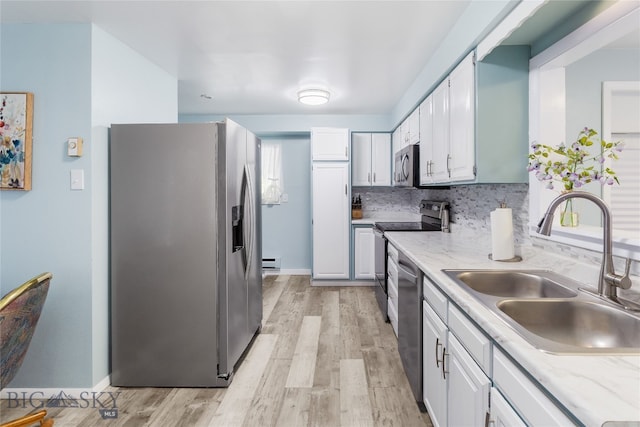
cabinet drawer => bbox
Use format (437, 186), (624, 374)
(387, 257), (398, 292)
(423, 276), (447, 322)
(388, 280), (399, 312)
(388, 243), (399, 263)
(493, 350), (574, 426)
(388, 296), (398, 337)
(448, 305), (491, 375)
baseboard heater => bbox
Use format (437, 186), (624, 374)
(262, 257), (281, 270)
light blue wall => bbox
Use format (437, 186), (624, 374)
(0, 23), (178, 389)
(90, 25), (177, 386)
(1, 23), (94, 388)
(179, 114), (392, 135)
(261, 137), (312, 271)
(389, 0), (518, 128)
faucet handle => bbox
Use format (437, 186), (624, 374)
(608, 258), (633, 290)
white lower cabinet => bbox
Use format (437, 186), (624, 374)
(488, 387), (527, 427)
(353, 226), (374, 279)
(423, 300), (448, 427)
(387, 253), (399, 336)
(446, 334), (490, 427)
(493, 350), (575, 426)
(422, 277), (490, 427)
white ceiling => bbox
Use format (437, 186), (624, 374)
(0, 0), (472, 115)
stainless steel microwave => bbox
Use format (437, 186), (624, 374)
(394, 144), (419, 187)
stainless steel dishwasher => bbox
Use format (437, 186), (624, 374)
(397, 250), (425, 411)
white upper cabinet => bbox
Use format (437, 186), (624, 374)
(408, 108), (420, 145)
(431, 78), (451, 184)
(419, 95), (435, 185)
(371, 133), (391, 186)
(352, 133), (373, 186)
(353, 133), (391, 187)
(417, 47), (529, 186)
(311, 127), (349, 161)
(448, 52), (476, 182)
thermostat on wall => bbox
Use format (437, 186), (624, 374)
(67, 137), (83, 157)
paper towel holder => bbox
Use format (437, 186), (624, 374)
(488, 253), (523, 262)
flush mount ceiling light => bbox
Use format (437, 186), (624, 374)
(297, 89), (330, 106)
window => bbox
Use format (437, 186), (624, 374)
(261, 142), (283, 204)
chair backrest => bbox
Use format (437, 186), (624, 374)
(0, 272), (52, 389)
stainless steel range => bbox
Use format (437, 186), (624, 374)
(373, 200), (449, 321)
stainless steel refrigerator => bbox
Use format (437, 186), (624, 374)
(109, 119), (262, 387)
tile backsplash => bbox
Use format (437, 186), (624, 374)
(353, 183), (639, 281)
(353, 184), (530, 244)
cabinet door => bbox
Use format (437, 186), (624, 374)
(371, 133), (391, 186)
(312, 162), (349, 279)
(311, 127), (349, 161)
(423, 301), (448, 427)
(489, 387), (527, 427)
(352, 133), (372, 186)
(448, 52), (476, 182)
(419, 95), (435, 185)
(354, 227), (375, 279)
(408, 108), (421, 144)
(446, 334), (490, 427)
(431, 79), (450, 183)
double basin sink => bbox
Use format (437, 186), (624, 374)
(442, 270), (640, 354)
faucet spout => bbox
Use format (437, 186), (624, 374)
(536, 192), (627, 299)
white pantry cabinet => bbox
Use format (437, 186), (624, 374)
(311, 127), (349, 161)
(352, 133), (391, 186)
(312, 162), (350, 279)
(353, 226), (375, 279)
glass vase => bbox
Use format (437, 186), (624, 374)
(560, 198), (579, 227)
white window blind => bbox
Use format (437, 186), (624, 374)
(607, 133), (640, 239)
(261, 143), (283, 204)
(603, 81), (640, 240)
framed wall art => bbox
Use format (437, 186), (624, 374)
(0, 92), (33, 190)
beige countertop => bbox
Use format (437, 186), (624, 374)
(384, 230), (640, 426)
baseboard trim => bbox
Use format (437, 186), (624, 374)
(311, 280), (375, 287)
(263, 269), (311, 276)
(0, 375), (110, 399)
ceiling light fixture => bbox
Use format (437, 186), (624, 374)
(297, 89), (330, 106)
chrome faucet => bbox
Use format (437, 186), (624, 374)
(536, 191), (638, 310)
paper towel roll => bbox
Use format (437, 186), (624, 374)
(490, 208), (515, 260)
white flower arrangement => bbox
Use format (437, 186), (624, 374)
(527, 127), (623, 191)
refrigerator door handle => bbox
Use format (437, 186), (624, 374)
(243, 164), (255, 279)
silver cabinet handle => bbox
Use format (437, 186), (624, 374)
(373, 172), (376, 183)
(446, 154), (451, 177)
(345, 184), (347, 196)
(435, 338), (442, 367)
(441, 346), (449, 379)
(368, 172), (371, 183)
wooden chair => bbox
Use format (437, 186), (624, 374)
(0, 273), (53, 427)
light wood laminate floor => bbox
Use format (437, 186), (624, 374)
(1, 275), (433, 426)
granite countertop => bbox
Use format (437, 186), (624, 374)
(384, 231), (640, 426)
(351, 211), (422, 225)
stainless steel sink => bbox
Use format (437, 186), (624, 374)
(497, 299), (640, 352)
(441, 269), (640, 354)
(443, 270), (578, 298)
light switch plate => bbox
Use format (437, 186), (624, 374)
(70, 169), (84, 190)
